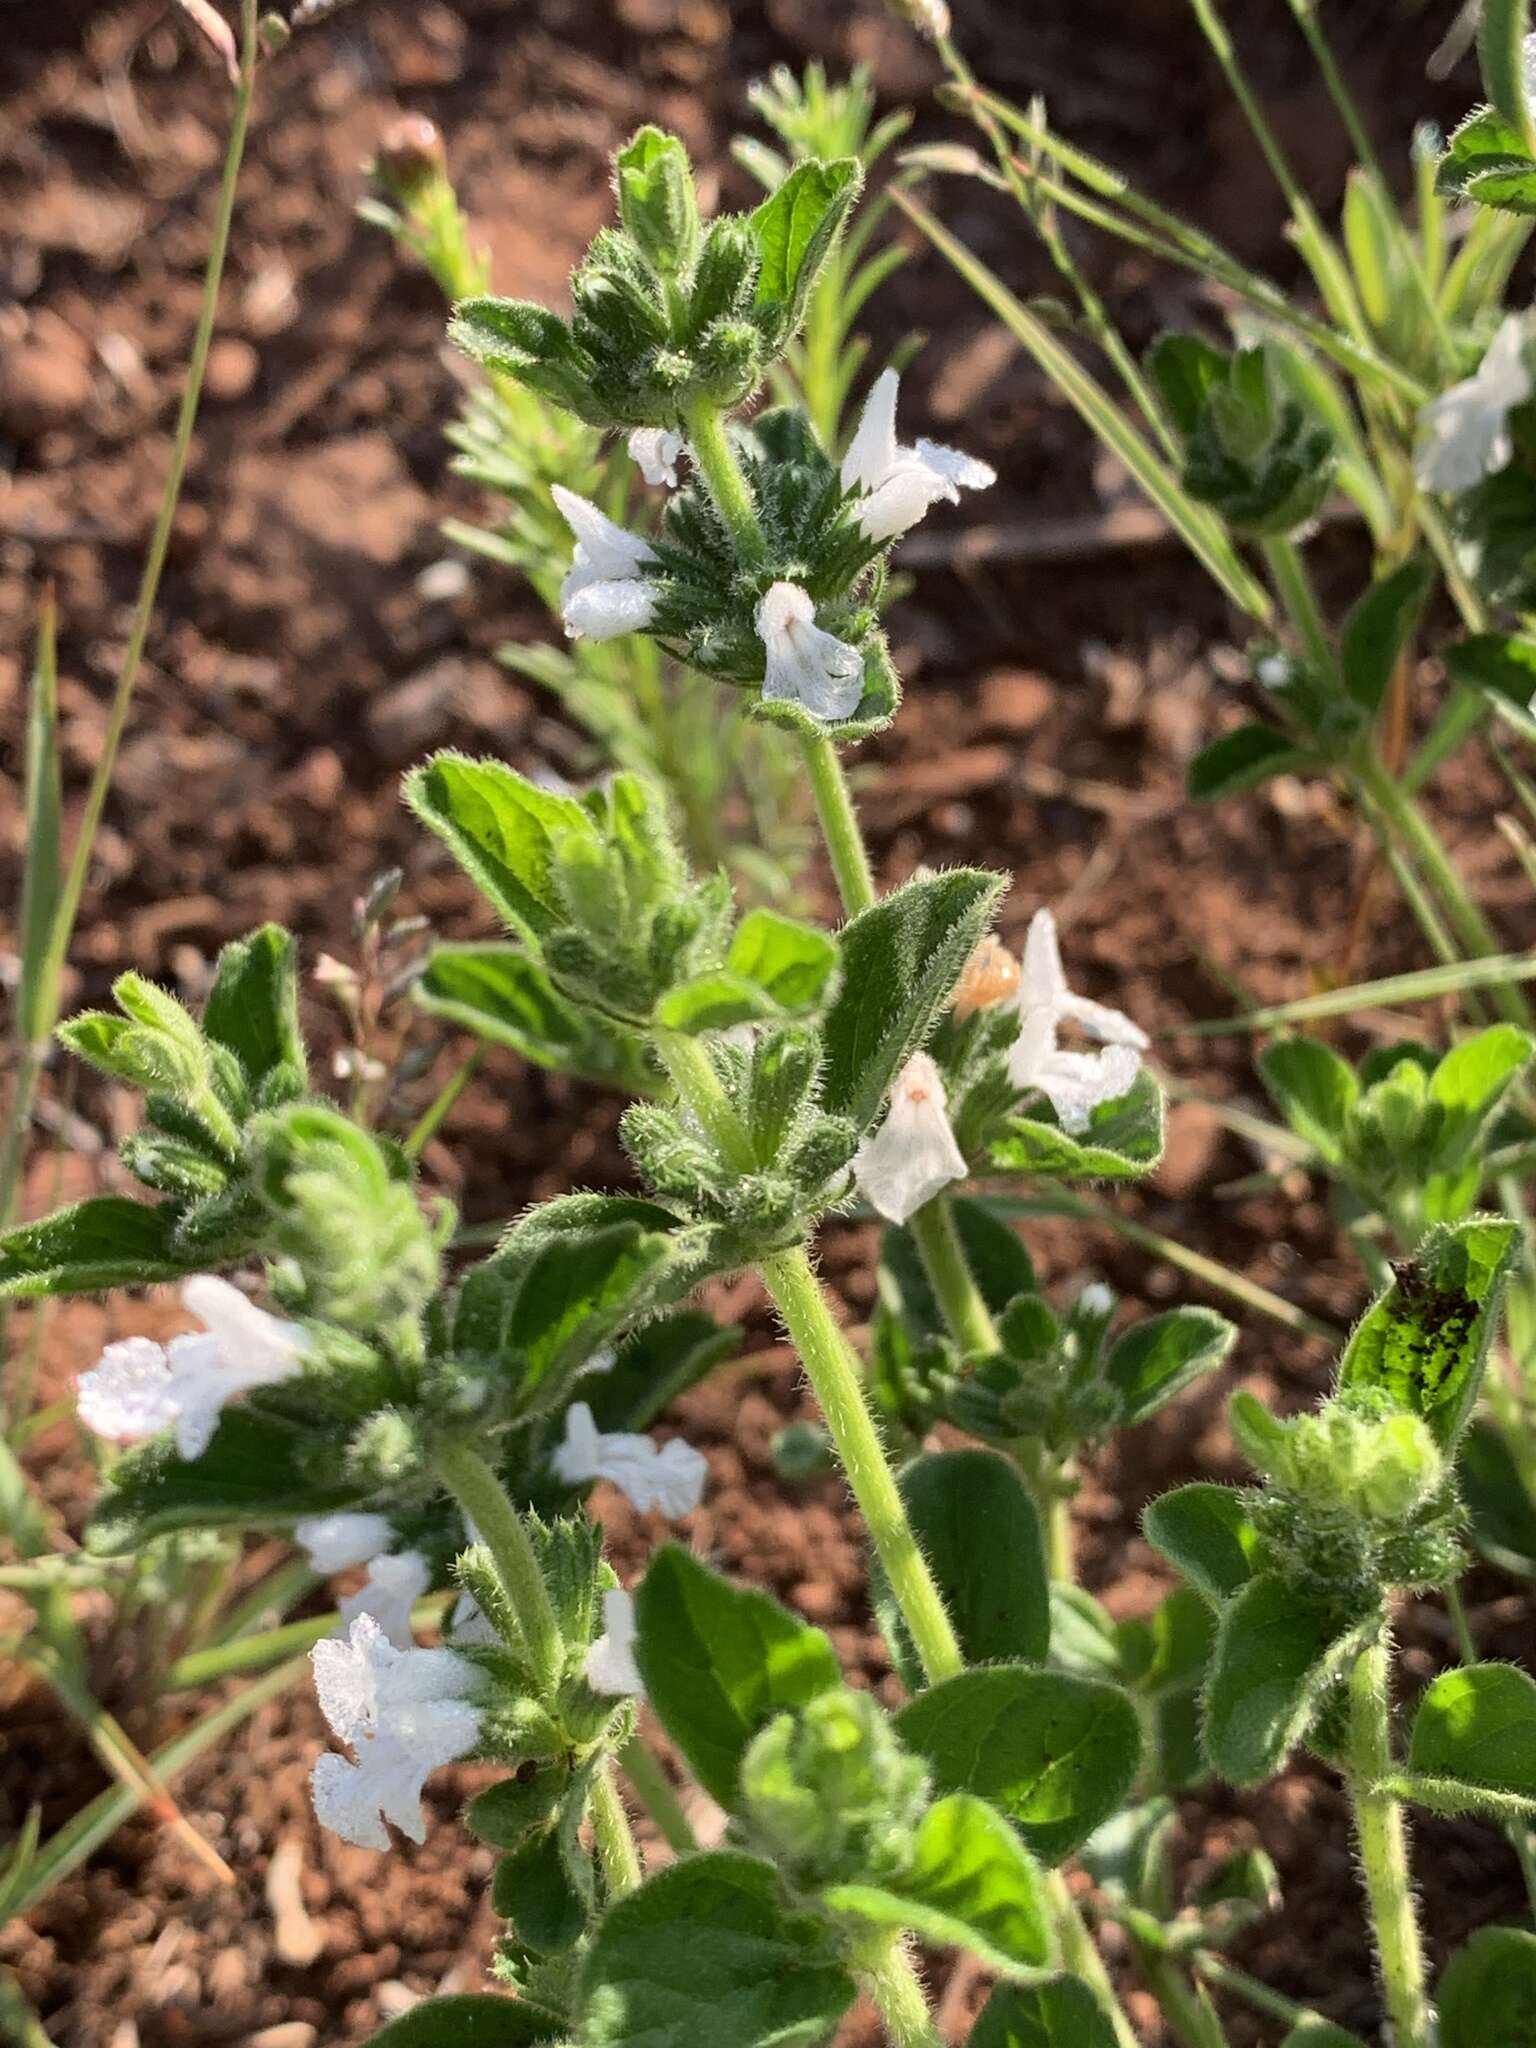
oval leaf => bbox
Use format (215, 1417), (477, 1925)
(1203, 1573), (1369, 1786)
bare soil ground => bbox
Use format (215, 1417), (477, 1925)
(2, 2), (1532, 2042)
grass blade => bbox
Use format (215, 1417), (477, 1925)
(892, 187), (1273, 622)
(1175, 954), (1536, 1035)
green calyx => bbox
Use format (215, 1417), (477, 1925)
(741, 1686), (930, 1889)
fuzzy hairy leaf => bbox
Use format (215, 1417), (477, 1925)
(872, 1451), (1050, 1689)
(1340, 560), (1434, 714)
(363, 1995), (566, 2047)
(897, 1666), (1141, 1865)
(577, 1852), (855, 2048)
(1436, 1925), (1536, 2048)
(820, 870), (1005, 1134)
(202, 924), (305, 1094)
(417, 944), (653, 1093)
(749, 158), (860, 334)
(970, 1977), (1120, 2048)
(1259, 1037), (1357, 1162)
(405, 753), (598, 943)
(1104, 1308), (1234, 1427)
(634, 1547), (841, 1808)
(991, 1069), (1165, 1183)
(1337, 1217), (1519, 1448)
(1187, 725), (1310, 802)
(1142, 1484), (1263, 1605)
(822, 1793), (1051, 1975)
(0, 1196), (194, 1299)
(1202, 1573), (1370, 1786)
(1407, 1663), (1536, 1812)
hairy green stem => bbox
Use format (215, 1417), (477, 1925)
(857, 1936), (941, 2048)
(1048, 1872), (1140, 2048)
(619, 1736), (698, 1854)
(908, 1196), (996, 1354)
(683, 398), (767, 563)
(591, 1763), (644, 1897)
(761, 1244), (963, 1685)
(433, 1442), (562, 1693)
(801, 732), (878, 914)
(1345, 1637), (1431, 2048)
(1261, 536), (1335, 684)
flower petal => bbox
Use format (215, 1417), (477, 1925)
(756, 581), (865, 724)
(76, 1337), (178, 1443)
(853, 1051), (968, 1223)
(628, 427), (685, 488)
(296, 1511), (395, 1575)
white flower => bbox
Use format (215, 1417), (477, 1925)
(551, 485), (658, 641)
(552, 1401), (708, 1519)
(1006, 908), (1148, 1135)
(338, 1549), (432, 1651)
(840, 369), (996, 543)
(853, 1051), (968, 1224)
(310, 1613), (482, 1850)
(628, 427), (685, 488)
(295, 1512), (395, 1575)
(1415, 316), (1532, 494)
(76, 1276), (305, 1462)
(755, 582), (865, 723)
(584, 1588), (644, 1698)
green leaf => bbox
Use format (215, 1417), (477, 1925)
(1142, 1485), (1263, 1604)
(616, 125), (699, 278)
(1408, 1663), (1536, 1814)
(491, 1825), (589, 1953)
(416, 944), (652, 1093)
(1436, 1926), (1536, 2048)
(202, 924), (304, 1093)
(1340, 560), (1433, 714)
(1146, 332), (1229, 441)
(1480, 0), (1536, 155)
(872, 1451), (1049, 1689)
(991, 1068), (1165, 1182)
(577, 1852), (855, 2048)
(897, 1667), (1141, 1865)
(585, 1309), (740, 1435)
(1337, 1217), (1520, 1448)
(727, 910), (840, 1015)
(1202, 1573), (1368, 1786)
(634, 1546), (841, 1808)
(749, 158), (861, 333)
(85, 1409), (362, 1554)
(820, 870), (1005, 1133)
(970, 1977), (1119, 2048)
(0, 1196), (193, 1299)
(405, 753), (597, 943)
(508, 1222), (677, 1412)
(1444, 633), (1536, 745)
(1187, 725), (1310, 802)
(823, 1793), (1050, 1975)
(363, 1995), (566, 2047)
(1436, 107), (1536, 203)
(1259, 1037), (1359, 1163)
(1429, 1024), (1535, 1151)
(1104, 1308), (1234, 1427)
(1461, 1418), (1536, 1575)
(1279, 2022), (1369, 2048)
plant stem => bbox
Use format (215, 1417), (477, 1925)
(908, 1196), (997, 1354)
(1355, 756), (1532, 1026)
(760, 1244), (963, 1686)
(858, 1936), (942, 2048)
(1261, 536), (1335, 684)
(38, 0), (259, 1027)
(801, 732), (878, 914)
(654, 1029), (755, 1171)
(1194, 1952), (1319, 2027)
(433, 1442), (563, 1693)
(619, 1736), (698, 1854)
(683, 398), (767, 563)
(403, 1048), (482, 1159)
(1047, 1872), (1140, 2048)
(591, 1763), (644, 1897)
(1345, 1636), (1432, 2048)
(1137, 1942), (1230, 2048)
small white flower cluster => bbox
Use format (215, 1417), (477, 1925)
(295, 1512), (431, 1650)
(1415, 315), (1532, 495)
(551, 373), (992, 726)
(853, 906), (1146, 1223)
(553, 1401), (709, 1518)
(76, 1276), (305, 1461)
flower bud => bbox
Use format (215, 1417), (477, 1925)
(953, 934), (1021, 1019)
(740, 1687), (929, 1886)
(374, 114), (447, 200)
(887, 0), (952, 39)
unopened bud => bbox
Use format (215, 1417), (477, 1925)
(374, 115), (447, 200)
(954, 934), (1021, 1019)
(888, 0), (951, 39)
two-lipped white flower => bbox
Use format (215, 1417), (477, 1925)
(76, 1276), (305, 1462)
(1007, 908), (1148, 1134)
(551, 484), (658, 641)
(1415, 316), (1532, 494)
(840, 369), (996, 543)
(295, 1513), (431, 1651)
(628, 427), (686, 488)
(756, 582), (865, 723)
(853, 1051), (968, 1224)
(310, 1613), (483, 1850)
(584, 1587), (644, 1698)
(552, 1401), (708, 1519)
